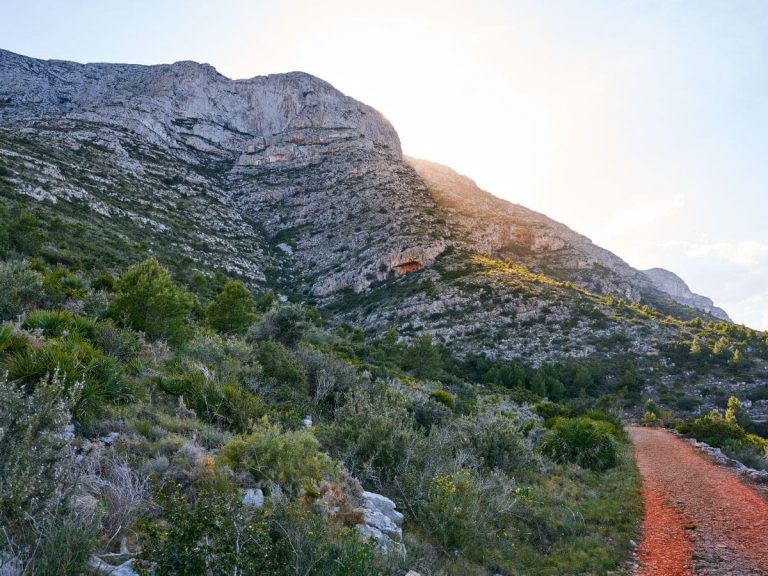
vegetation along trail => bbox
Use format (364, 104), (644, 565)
(630, 426), (768, 575)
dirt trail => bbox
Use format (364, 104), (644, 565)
(630, 426), (768, 575)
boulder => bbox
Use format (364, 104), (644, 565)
(362, 490), (404, 525)
(242, 487), (264, 508)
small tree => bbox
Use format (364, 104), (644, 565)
(110, 258), (195, 343)
(725, 396), (750, 428)
(206, 280), (257, 335)
(402, 333), (442, 379)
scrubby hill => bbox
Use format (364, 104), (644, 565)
(1, 49), (762, 408)
(2, 48), (768, 576)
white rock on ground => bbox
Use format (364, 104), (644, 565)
(242, 487), (264, 508)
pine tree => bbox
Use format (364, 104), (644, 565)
(206, 280), (257, 335)
(110, 258), (195, 343)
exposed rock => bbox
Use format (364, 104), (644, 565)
(0, 49), (738, 377)
(362, 490), (404, 525)
(87, 557), (138, 576)
(99, 432), (120, 446)
(356, 490), (405, 553)
(643, 268), (731, 321)
(242, 487), (264, 508)
(687, 438), (768, 485)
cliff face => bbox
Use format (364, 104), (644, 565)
(0, 49), (731, 363)
(643, 268), (731, 321)
(0, 50), (401, 163)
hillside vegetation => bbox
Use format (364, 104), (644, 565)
(0, 204), (646, 575)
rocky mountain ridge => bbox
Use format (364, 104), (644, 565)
(0, 49), (734, 366)
(643, 267), (730, 321)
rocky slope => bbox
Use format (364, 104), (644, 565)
(0, 49), (737, 367)
(643, 267), (730, 321)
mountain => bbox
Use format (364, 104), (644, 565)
(643, 267), (730, 321)
(0, 49), (748, 369)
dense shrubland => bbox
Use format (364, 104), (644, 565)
(0, 202), (649, 575)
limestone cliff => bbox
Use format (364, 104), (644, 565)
(643, 268), (730, 321)
(0, 49), (732, 365)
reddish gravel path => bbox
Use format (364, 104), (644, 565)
(630, 426), (768, 575)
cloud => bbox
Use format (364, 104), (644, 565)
(592, 194), (686, 244)
(662, 238), (768, 267)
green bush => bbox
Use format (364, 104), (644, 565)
(159, 365), (264, 433)
(6, 336), (132, 422)
(5, 210), (45, 255)
(254, 340), (308, 401)
(429, 389), (454, 409)
(0, 323), (29, 355)
(138, 482), (282, 576)
(0, 372), (99, 574)
(410, 398), (452, 431)
(248, 303), (308, 347)
(540, 417), (620, 471)
(420, 469), (523, 557)
(110, 258), (195, 343)
(220, 419), (336, 494)
(22, 309), (97, 338)
(296, 348), (359, 413)
(677, 408), (747, 447)
(318, 387), (420, 488)
(90, 319), (145, 360)
(534, 401), (573, 424)
(206, 280), (257, 335)
(272, 502), (402, 576)
(401, 333), (442, 379)
(451, 413), (541, 475)
(91, 272), (116, 292)
(42, 267), (86, 301)
(0, 261), (45, 320)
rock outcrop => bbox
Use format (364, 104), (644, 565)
(356, 491), (405, 552)
(0, 49), (732, 366)
(643, 268), (731, 321)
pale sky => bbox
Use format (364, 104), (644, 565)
(3, 0), (768, 328)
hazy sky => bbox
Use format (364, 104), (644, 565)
(3, 0), (768, 328)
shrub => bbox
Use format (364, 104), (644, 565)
(448, 413), (541, 475)
(401, 333), (442, 379)
(91, 273), (116, 292)
(6, 210), (45, 255)
(0, 372), (99, 574)
(0, 261), (45, 320)
(6, 336), (132, 422)
(534, 401), (573, 424)
(138, 482), (282, 576)
(253, 340), (308, 400)
(42, 267), (86, 301)
(677, 408), (746, 447)
(429, 389), (454, 409)
(220, 419), (336, 494)
(410, 398), (452, 431)
(91, 319), (145, 360)
(22, 309), (96, 338)
(420, 469), (524, 557)
(184, 330), (250, 366)
(271, 501), (400, 576)
(0, 323), (29, 355)
(296, 348), (359, 412)
(540, 417), (620, 471)
(318, 386), (421, 489)
(110, 258), (195, 343)
(206, 280), (257, 335)
(639, 411), (659, 426)
(248, 303), (308, 347)
(160, 365), (265, 433)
